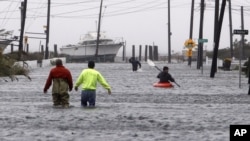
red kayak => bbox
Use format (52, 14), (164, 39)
(153, 82), (173, 88)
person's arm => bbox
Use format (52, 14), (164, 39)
(67, 70), (73, 91)
(129, 58), (132, 63)
(168, 74), (175, 82)
(74, 71), (84, 91)
(43, 71), (53, 93)
(157, 72), (161, 78)
(97, 73), (111, 94)
(138, 61), (141, 68)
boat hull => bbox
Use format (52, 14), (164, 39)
(60, 43), (123, 63)
(65, 54), (117, 63)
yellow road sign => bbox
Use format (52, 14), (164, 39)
(184, 39), (196, 48)
(186, 49), (193, 57)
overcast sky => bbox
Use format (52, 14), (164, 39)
(1, 0), (250, 56)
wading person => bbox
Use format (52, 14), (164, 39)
(74, 61), (111, 107)
(129, 57), (141, 71)
(248, 68), (250, 95)
(157, 66), (175, 83)
(43, 59), (73, 108)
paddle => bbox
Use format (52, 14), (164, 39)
(147, 59), (180, 87)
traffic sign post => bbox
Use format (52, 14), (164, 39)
(197, 38), (208, 74)
(233, 29), (249, 89)
(186, 49), (192, 57)
(184, 39), (196, 67)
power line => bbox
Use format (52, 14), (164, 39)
(2, 0), (250, 20)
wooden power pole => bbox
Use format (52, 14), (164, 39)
(45, 0), (51, 59)
(18, 0), (27, 61)
(95, 0), (103, 62)
(197, 0), (205, 69)
(228, 0), (234, 58)
(210, 0), (227, 78)
(167, 0), (171, 63)
(187, 0), (195, 66)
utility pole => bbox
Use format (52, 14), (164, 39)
(210, 0), (219, 77)
(18, 0), (27, 61)
(210, 0), (227, 78)
(189, 0), (195, 39)
(45, 0), (51, 59)
(238, 6), (245, 88)
(197, 0), (205, 70)
(187, 0), (195, 66)
(228, 0), (233, 58)
(167, 0), (171, 63)
(95, 0), (103, 62)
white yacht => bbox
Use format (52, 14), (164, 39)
(60, 31), (124, 62)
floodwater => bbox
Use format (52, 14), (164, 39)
(0, 61), (250, 141)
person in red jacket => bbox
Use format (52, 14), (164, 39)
(43, 59), (73, 108)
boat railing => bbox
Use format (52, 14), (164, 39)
(79, 38), (123, 45)
(112, 37), (124, 44)
(0, 30), (14, 39)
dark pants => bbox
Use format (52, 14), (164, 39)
(52, 93), (69, 106)
(81, 90), (96, 107)
(132, 64), (139, 71)
(132, 66), (138, 71)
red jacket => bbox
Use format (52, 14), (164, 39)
(44, 65), (73, 92)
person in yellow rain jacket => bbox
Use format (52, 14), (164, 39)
(74, 61), (111, 107)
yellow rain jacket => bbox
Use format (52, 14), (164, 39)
(75, 68), (111, 90)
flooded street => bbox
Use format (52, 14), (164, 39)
(0, 62), (250, 141)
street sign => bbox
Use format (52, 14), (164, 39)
(198, 38), (208, 43)
(233, 29), (248, 35)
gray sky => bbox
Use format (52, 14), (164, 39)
(1, 0), (250, 56)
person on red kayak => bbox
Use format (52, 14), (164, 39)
(157, 66), (175, 83)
